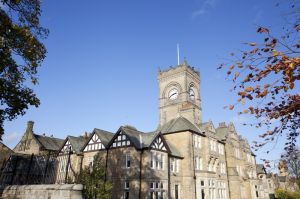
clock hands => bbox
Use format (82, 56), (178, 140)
(170, 92), (177, 98)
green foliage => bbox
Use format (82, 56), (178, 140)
(275, 189), (300, 199)
(0, 0), (48, 140)
(79, 153), (112, 199)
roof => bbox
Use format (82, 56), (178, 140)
(216, 126), (228, 141)
(34, 134), (64, 151)
(120, 126), (183, 158)
(0, 142), (13, 153)
(120, 126), (147, 149)
(256, 164), (266, 174)
(159, 116), (202, 134)
(67, 136), (87, 154)
(165, 139), (183, 158)
(94, 128), (114, 148)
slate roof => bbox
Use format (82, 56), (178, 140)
(67, 136), (88, 154)
(106, 125), (183, 158)
(94, 128), (114, 148)
(120, 126), (145, 149)
(215, 126), (228, 141)
(158, 116), (202, 134)
(34, 134), (64, 151)
(165, 139), (183, 158)
(256, 164), (266, 174)
(0, 142), (13, 153)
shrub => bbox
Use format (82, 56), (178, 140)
(275, 189), (300, 199)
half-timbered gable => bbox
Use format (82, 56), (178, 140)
(111, 130), (131, 148)
(56, 135), (87, 184)
(82, 128), (114, 152)
(60, 140), (72, 154)
(149, 134), (168, 152)
(83, 133), (105, 152)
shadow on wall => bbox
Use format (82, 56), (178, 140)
(107, 148), (169, 198)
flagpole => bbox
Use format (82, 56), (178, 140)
(177, 43), (180, 65)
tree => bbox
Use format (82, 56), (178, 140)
(282, 148), (300, 181)
(79, 153), (112, 199)
(0, 0), (48, 140)
(218, 1), (300, 154)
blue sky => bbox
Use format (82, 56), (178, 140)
(2, 0), (294, 166)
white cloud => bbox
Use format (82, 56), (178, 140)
(192, 0), (218, 18)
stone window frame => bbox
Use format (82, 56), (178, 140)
(124, 181), (130, 199)
(151, 151), (165, 170)
(216, 181), (227, 199)
(193, 134), (202, 149)
(218, 144), (224, 155)
(149, 181), (166, 199)
(170, 157), (180, 173)
(195, 156), (203, 171)
(125, 154), (131, 169)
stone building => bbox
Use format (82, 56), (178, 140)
(56, 135), (88, 183)
(54, 61), (269, 199)
(14, 121), (64, 155)
(0, 142), (13, 170)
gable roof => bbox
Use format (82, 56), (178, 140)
(216, 126), (229, 141)
(0, 142), (13, 153)
(120, 126), (146, 149)
(66, 136), (87, 154)
(164, 139), (183, 158)
(159, 116), (202, 134)
(107, 126), (183, 158)
(93, 128), (114, 148)
(34, 134), (64, 151)
(81, 128), (114, 151)
(256, 164), (266, 174)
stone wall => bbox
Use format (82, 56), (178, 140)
(0, 184), (83, 199)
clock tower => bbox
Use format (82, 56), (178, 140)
(158, 60), (202, 126)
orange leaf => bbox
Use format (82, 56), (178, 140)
(243, 109), (249, 114)
(290, 82), (294, 89)
(229, 105), (234, 110)
(237, 63), (243, 68)
(238, 91), (247, 97)
(251, 48), (259, 54)
(234, 72), (240, 78)
(245, 87), (254, 92)
(261, 90), (268, 97)
(257, 27), (269, 34)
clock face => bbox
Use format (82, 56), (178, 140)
(189, 89), (195, 101)
(168, 88), (178, 100)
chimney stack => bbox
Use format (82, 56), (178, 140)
(219, 122), (226, 128)
(27, 121), (34, 132)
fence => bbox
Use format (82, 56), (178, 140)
(0, 153), (58, 186)
(55, 148), (80, 184)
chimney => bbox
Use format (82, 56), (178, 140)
(27, 121), (34, 132)
(219, 122), (226, 128)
